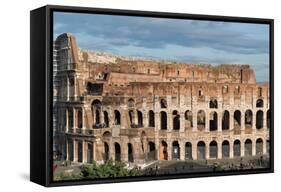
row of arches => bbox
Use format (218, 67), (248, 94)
(89, 99), (270, 130)
(159, 109), (270, 130)
(159, 138), (268, 160)
(66, 106), (270, 131)
(66, 108), (83, 129)
(67, 141), (94, 163)
(67, 138), (269, 163)
(103, 142), (135, 163)
(91, 99), (121, 128)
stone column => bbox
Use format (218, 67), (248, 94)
(143, 111), (148, 128)
(155, 139), (159, 160)
(192, 141), (197, 160)
(218, 113), (222, 132)
(134, 110), (138, 126)
(192, 113), (197, 132)
(229, 110), (234, 131)
(109, 140), (114, 160)
(108, 110), (113, 128)
(155, 112), (160, 130)
(82, 109), (85, 130)
(82, 141), (87, 163)
(263, 110), (267, 129)
(180, 112), (185, 132)
(93, 142), (96, 161)
(73, 108), (77, 133)
(205, 112), (210, 132)
(241, 141), (245, 157)
(67, 77), (70, 101)
(167, 141), (172, 160)
(121, 139), (128, 162)
(252, 111), (256, 130)
(252, 140), (256, 156)
(93, 139), (104, 162)
(217, 141), (222, 159)
(206, 142), (210, 159)
(142, 97), (147, 109)
(134, 141), (141, 163)
(155, 138), (161, 160)
(65, 108), (69, 132)
(229, 140), (234, 158)
(241, 112), (245, 131)
(74, 77), (77, 98)
(121, 109), (126, 129)
(100, 109), (104, 124)
(180, 141), (185, 160)
(73, 140), (78, 162)
(66, 140), (69, 160)
(92, 108), (96, 126)
(168, 112), (173, 131)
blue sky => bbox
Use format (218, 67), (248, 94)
(54, 12), (270, 82)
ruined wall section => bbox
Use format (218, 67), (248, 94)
(80, 50), (257, 88)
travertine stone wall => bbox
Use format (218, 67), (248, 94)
(54, 33), (270, 165)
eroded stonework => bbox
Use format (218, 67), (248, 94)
(53, 33), (270, 165)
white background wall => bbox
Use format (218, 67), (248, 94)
(0, 0), (279, 191)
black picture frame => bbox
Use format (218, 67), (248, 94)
(30, 5), (274, 187)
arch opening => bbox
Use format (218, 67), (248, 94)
(103, 111), (109, 128)
(78, 110), (83, 128)
(115, 142), (121, 161)
(104, 142), (110, 162)
(245, 110), (253, 129)
(210, 112), (218, 131)
(256, 110), (264, 129)
(267, 110), (270, 129)
(185, 142), (192, 160)
(137, 110), (143, 128)
(197, 110), (206, 131)
(222, 140), (230, 158)
(160, 141), (168, 160)
(234, 140), (241, 157)
(160, 111), (167, 130)
(197, 141), (206, 160)
(78, 142), (83, 163)
(222, 110), (230, 130)
(160, 98), (167, 108)
(209, 141), (218, 159)
(114, 110), (121, 126)
(185, 110), (193, 128)
(87, 143), (93, 163)
(173, 110), (180, 130)
(256, 138), (263, 155)
(148, 110), (155, 127)
(172, 141), (180, 160)
(209, 99), (218, 108)
(256, 99), (264, 108)
(234, 110), (241, 129)
(148, 142), (156, 160)
(128, 143), (134, 162)
(245, 139), (252, 157)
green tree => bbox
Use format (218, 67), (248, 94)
(80, 160), (142, 179)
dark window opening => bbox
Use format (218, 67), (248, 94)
(87, 82), (103, 95)
(160, 111), (167, 130)
(209, 99), (218, 108)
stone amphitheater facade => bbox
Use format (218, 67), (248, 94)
(53, 33), (270, 165)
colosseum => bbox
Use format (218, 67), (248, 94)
(53, 33), (270, 166)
